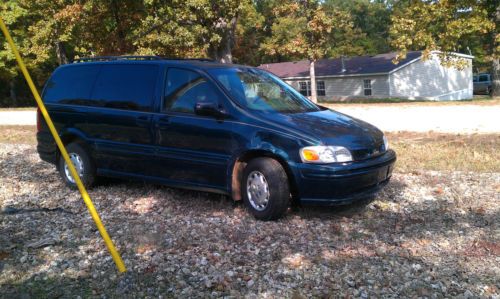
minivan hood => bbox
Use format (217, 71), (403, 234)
(259, 109), (385, 160)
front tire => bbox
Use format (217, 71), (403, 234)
(242, 158), (290, 220)
(58, 142), (96, 189)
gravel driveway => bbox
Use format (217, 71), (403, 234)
(0, 110), (36, 126)
(2, 103), (499, 133)
(330, 104), (500, 134)
(1, 144), (498, 298)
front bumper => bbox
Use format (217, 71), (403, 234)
(295, 149), (396, 205)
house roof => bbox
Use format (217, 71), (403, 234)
(258, 51), (425, 78)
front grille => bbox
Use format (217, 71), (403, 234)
(351, 142), (386, 161)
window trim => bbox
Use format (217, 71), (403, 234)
(363, 79), (372, 96)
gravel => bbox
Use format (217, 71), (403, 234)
(330, 104), (500, 134)
(0, 143), (499, 298)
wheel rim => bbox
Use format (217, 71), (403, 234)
(64, 153), (84, 184)
(246, 171), (270, 211)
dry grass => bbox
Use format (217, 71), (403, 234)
(323, 97), (500, 108)
(1, 126), (498, 172)
(0, 107), (36, 111)
(0, 126), (36, 144)
(388, 132), (500, 173)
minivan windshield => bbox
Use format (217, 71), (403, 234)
(208, 67), (320, 114)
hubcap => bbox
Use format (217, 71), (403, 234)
(246, 171), (270, 211)
(64, 153), (84, 184)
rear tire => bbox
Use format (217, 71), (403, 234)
(58, 142), (96, 189)
(242, 157), (290, 220)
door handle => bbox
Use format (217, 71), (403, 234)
(155, 116), (170, 129)
(136, 115), (150, 126)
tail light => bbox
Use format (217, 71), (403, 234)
(36, 107), (42, 132)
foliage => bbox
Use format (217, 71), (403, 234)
(134, 0), (247, 62)
(259, 0), (361, 102)
(260, 0), (359, 61)
(324, 0), (392, 55)
(0, 0), (498, 106)
(389, 0), (496, 67)
(389, 0), (498, 95)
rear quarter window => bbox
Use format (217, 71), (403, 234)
(43, 65), (100, 104)
(91, 64), (159, 112)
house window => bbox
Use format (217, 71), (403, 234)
(317, 81), (325, 96)
(299, 81), (311, 96)
(299, 81), (325, 96)
(363, 79), (372, 96)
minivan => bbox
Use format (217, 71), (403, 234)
(37, 56), (396, 220)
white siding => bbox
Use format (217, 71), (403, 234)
(389, 54), (473, 100)
(285, 75), (390, 101)
(283, 54), (472, 101)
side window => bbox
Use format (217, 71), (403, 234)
(316, 81), (326, 96)
(473, 76), (478, 82)
(363, 79), (372, 96)
(299, 81), (311, 96)
(164, 68), (220, 114)
(91, 64), (158, 111)
(43, 65), (100, 105)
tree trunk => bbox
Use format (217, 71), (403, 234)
(309, 59), (317, 103)
(492, 58), (500, 97)
(219, 35), (233, 64)
(210, 36), (233, 63)
(55, 41), (68, 65)
(209, 15), (238, 64)
(491, 4), (500, 97)
(9, 80), (17, 107)
(111, 0), (126, 53)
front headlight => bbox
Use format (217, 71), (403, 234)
(300, 146), (352, 163)
(383, 135), (389, 151)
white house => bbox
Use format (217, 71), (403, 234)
(259, 51), (474, 101)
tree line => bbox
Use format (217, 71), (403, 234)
(1, 0), (498, 106)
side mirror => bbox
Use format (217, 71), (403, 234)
(194, 101), (227, 118)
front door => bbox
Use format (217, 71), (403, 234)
(153, 67), (234, 190)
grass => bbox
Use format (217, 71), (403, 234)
(0, 126), (498, 172)
(0, 125), (36, 144)
(0, 107), (36, 111)
(321, 95), (500, 107)
(388, 132), (500, 173)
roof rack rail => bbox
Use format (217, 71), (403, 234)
(73, 56), (216, 63)
(73, 56), (161, 63)
(165, 58), (215, 62)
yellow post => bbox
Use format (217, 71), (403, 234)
(0, 17), (126, 273)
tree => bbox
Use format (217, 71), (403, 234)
(261, 0), (359, 102)
(390, 0), (498, 95)
(324, 0), (392, 55)
(232, 1), (266, 65)
(134, 0), (247, 63)
(0, 0), (28, 105)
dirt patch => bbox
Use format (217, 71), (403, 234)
(388, 132), (500, 172)
(0, 126), (36, 144)
(323, 97), (500, 108)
